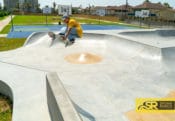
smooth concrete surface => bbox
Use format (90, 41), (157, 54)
(117, 29), (175, 48)
(46, 72), (82, 121)
(0, 29), (175, 121)
(0, 62), (50, 121)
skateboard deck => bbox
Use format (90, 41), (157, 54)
(48, 32), (74, 47)
(48, 32), (65, 46)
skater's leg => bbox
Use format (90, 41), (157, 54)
(67, 28), (79, 42)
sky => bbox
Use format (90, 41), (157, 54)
(0, 0), (175, 8)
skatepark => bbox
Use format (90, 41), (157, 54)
(0, 28), (175, 121)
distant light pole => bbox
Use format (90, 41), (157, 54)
(43, 6), (51, 25)
(10, 9), (14, 32)
(125, 0), (128, 19)
(7, 0), (14, 32)
(126, 0), (128, 6)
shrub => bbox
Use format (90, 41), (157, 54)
(0, 10), (10, 17)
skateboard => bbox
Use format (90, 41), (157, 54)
(48, 32), (74, 47)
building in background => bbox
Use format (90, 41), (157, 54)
(134, 1), (166, 16)
(19, 0), (39, 12)
(58, 5), (72, 15)
(133, 1), (175, 21)
(105, 5), (132, 17)
(91, 6), (106, 15)
(3, 0), (39, 12)
(3, 0), (18, 10)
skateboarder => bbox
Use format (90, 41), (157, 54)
(61, 15), (83, 47)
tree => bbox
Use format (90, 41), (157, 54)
(3, 6), (7, 11)
(88, 4), (91, 14)
(53, 2), (56, 13)
(164, 2), (171, 8)
(144, 0), (150, 2)
(14, 2), (20, 12)
(25, 2), (32, 12)
(35, 3), (41, 13)
(72, 7), (79, 14)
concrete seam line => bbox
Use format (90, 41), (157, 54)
(46, 72), (83, 121)
(0, 61), (49, 72)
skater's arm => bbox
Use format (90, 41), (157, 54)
(63, 28), (71, 40)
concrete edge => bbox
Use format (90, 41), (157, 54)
(24, 32), (48, 46)
(46, 72), (83, 121)
(0, 80), (13, 101)
(23, 32), (37, 46)
(115, 29), (175, 48)
(0, 80), (13, 119)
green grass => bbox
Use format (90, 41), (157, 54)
(12, 15), (117, 25)
(0, 15), (62, 33)
(12, 15), (115, 25)
(0, 17), (5, 20)
(0, 110), (12, 121)
(13, 15), (61, 25)
(0, 94), (12, 121)
(0, 16), (8, 21)
(0, 37), (26, 51)
(0, 25), (11, 34)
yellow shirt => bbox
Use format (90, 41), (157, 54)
(67, 18), (83, 37)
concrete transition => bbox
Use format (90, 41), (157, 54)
(0, 29), (175, 121)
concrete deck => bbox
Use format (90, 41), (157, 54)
(0, 29), (175, 121)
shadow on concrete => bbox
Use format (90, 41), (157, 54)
(73, 102), (96, 121)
